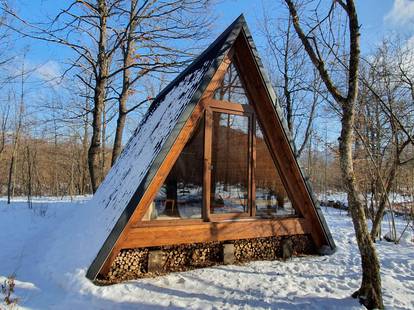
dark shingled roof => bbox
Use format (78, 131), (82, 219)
(86, 15), (335, 281)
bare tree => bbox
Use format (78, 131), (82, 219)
(0, 2), (13, 161)
(7, 60), (25, 204)
(3, 0), (215, 191)
(110, 0), (213, 165)
(260, 9), (322, 158)
(0, 102), (9, 158)
(356, 38), (414, 241)
(0, 2), (13, 84)
(2, 0), (115, 192)
(284, 0), (383, 308)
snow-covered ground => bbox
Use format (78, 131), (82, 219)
(319, 191), (414, 208)
(0, 197), (413, 309)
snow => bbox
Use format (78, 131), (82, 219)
(29, 59), (213, 286)
(0, 197), (413, 309)
(319, 191), (414, 207)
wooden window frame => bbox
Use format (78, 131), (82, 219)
(212, 58), (250, 105)
(253, 115), (300, 219)
(205, 103), (252, 221)
(96, 35), (331, 277)
(140, 97), (299, 227)
(139, 52), (300, 227)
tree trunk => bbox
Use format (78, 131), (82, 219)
(111, 105), (126, 166)
(100, 103), (107, 179)
(7, 152), (16, 204)
(89, 82), (105, 193)
(339, 104), (383, 309)
(80, 94), (90, 195)
(111, 0), (137, 166)
(282, 25), (293, 133)
(284, 0), (384, 307)
(88, 0), (109, 193)
(370, 141), (399, 240)
(53, 118), (59, 196)
(26, 145), (33, 207)
(8, 61), (24, 203)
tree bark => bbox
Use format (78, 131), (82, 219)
(111, 0), (138, 166)
(284, 0), (384, 308)
(88, 0), (109, 193)
(112, 108), (126, 166)
(339, 104), (383, 309)
(7, 150), (16, 204)
(370, 135), (399, 240)
(88, 81), (105, 193)
(81, 96), (90, 195)
(371, 164), (397, 242)
(100, 102), (107, 179)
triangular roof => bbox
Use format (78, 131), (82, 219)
(85, 15), (335, 280)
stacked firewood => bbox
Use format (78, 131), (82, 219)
(106, 248), (148, 281)
(190, 244), (221, 267)
(234, 237), (282, 261)
(162, 242), (221, 271)
(102, 234), (316, 283)
(234, 235), (316, 262)
(163, 247), (189, 271)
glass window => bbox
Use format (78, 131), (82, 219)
(210, 112), (249, 214)
(213, 63), (250, 105)
(143, 116), (205, 220)
(255, 120), (296, 217)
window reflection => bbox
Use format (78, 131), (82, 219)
(255, 121), (296, 217)
(143, 117), (204, 220)
(143, 103), (299, 221)
(213, 63), (249, 105)
(210, 112), (249, 214)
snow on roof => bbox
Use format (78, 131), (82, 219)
(39, 58), (213, 286)
(90, 60), (211, 253)
(93, 60), (211, 235)
(36, 16), (245, 284)
(39, 15), (334, 285)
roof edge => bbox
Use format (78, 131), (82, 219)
(238, 21), (336, 251)
(86, 15), (246, 281)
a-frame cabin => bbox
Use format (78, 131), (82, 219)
(86, 15), (335, 282)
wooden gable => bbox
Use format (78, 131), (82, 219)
(86, 15), (335, 281)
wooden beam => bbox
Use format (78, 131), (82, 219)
(205, 98), (254, 113)
(233, 31), (327, 248)
(124, 53), (234, 227)
(98, 48), (235, 274)
(203, 108), (212, 221)
(122, 218), (309, 249)
(251, 115), (257, 217)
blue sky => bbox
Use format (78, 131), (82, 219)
(214, 0), (411, 51)
(6, 0), (414, 142)
(12, 0), (413, 67)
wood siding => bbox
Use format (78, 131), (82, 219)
(124, 217), (310, 248)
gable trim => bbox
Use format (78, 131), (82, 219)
(86, 20), (242, 280)
(86, 15), (335, 281)
(233, 26), (336, 251)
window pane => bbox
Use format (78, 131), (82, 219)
(144, 116), (204, 220)
(255, 120), (296, 217)
(213, 63), (249, 105)
(210, 112), (249, 214)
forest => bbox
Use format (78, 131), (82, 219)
(0, 1), (412, 202)
(0, 1), (413, 309)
